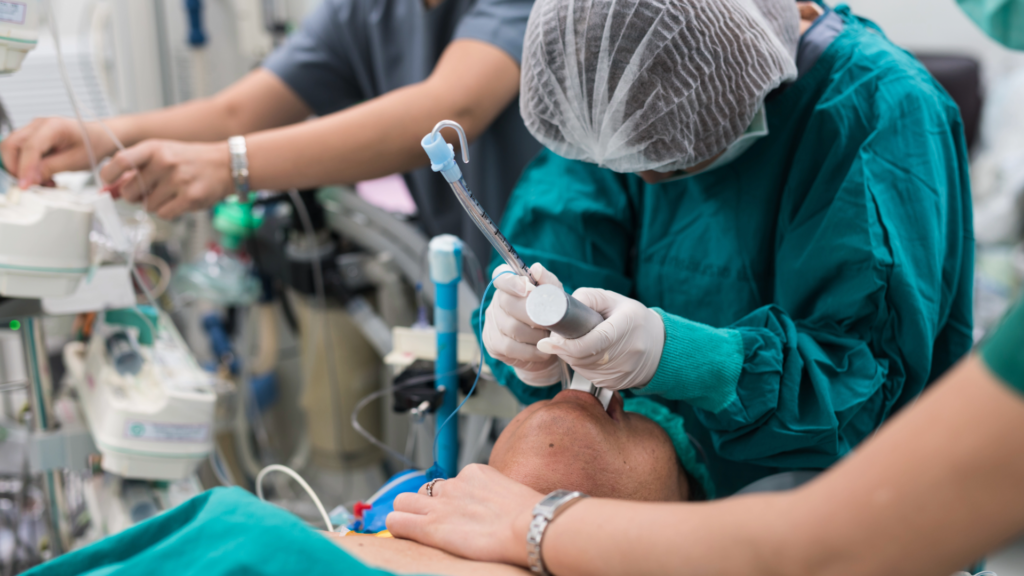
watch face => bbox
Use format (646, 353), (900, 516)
(537, 490), (577, 517)
(540, 490), (570, 509)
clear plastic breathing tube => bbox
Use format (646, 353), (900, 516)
(420, 121), (578, 389)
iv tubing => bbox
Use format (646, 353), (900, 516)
(256, 464), (333, 532)
(48, 0), (100, 186)
(351, 367), (470, 468)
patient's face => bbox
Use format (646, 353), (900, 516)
(489, 390), (687, 501)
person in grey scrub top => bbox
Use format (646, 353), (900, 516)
(1, 0), (540, 262)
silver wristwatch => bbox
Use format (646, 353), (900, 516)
(228, 135), (250, 202)
(526, 490), (588, 575)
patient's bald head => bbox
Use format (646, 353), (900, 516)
(489, 391), (689, 501)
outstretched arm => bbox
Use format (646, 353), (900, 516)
(101, 39), (520, 218)
(0, 68), (309, 186)
(243, 39), (520, 192)
(3, 38), (519, 220)
(389, 350), (1024, 576)
(544, 353), (1024, 576)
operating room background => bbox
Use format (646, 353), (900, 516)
(0, 0), (1021, 571)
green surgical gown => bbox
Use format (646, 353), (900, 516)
(476, 8), (974, 496)
(957, 0), (1024, 49)
(23, 487), (394, 576)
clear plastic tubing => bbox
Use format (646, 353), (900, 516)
(422, 120), (605, 389)
(421, 121), (535, 285)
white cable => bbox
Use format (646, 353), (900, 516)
(256, 464), (332, 532)
(50, 2), (264, 495)
(287, 190), (347, 464)
(53, 5), (156, 252)
(53, 0), (152, 215)
(134, 253), (172, 300)
(50, 0), (173, 358)
(48, 0), (100, 185)
(62, 65), (268, 478)
(53, 36), (230, 487)
(350, 367), (469, 467)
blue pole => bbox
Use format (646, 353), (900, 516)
(429, 234), (463, 477)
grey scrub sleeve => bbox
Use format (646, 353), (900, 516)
(454, 0), (534, 64)
(260, 0), (542, 265)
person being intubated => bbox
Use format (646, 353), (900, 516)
(488, 390), (703, 502)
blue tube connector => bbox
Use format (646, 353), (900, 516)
(421, 120), (470, 183)
(420, 133), (462, 183)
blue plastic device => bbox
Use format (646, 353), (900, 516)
(185, 0), (206, 47)
(420, 130), (466, 183)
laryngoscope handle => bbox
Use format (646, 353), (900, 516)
(525, 284), (604, 339)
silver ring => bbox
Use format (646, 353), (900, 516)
(425, 478), (445, 497)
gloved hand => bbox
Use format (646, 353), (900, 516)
(537, 288), (664, 391)
(482, 263), (564, 386)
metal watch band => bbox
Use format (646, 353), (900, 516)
(526, 490), (588, 575)
(228, 135), (250, 202)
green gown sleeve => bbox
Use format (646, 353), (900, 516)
(472, 150), (639, 405)
(981, 298), (1024, 393)
(956, 0), (1024, 49)
(637, 76), (974, 469)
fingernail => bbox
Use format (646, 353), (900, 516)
(537, 339), (555, 354)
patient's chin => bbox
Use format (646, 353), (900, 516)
(500, 464), (594, 498)
(505, 456), (686, 501)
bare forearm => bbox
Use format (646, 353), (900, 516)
(248, 83), (470, 189)
(541, 356), (1024, 576)
(102, 69), (309, 152)
(246, 39), (519, 190)
(790, 356), (1024, 575)
(539, 496), (791, 576)
(106, 98), (236, 146)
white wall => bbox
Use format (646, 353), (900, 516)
(843, 0), (1024, 89)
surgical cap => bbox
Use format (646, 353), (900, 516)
(521, 0), (800, 173)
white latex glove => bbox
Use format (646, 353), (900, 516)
(537, 288), (664, 391)
(482, 263), (564, 386)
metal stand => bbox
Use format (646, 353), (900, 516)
(0, 299), (72, 558)
(20, 317), (71, 556)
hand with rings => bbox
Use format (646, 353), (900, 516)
(388, 464), (544, 566)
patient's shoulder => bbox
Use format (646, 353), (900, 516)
(326, 533), (532, 576)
